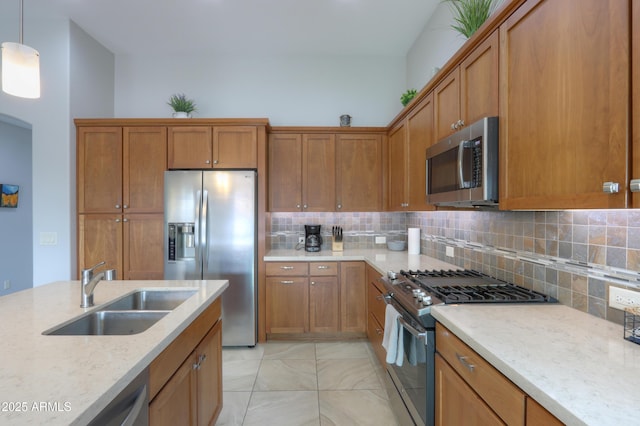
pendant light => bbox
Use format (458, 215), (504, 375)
(1, 0), (40, 99)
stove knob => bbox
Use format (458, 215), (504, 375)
(422, 296), (433, 306)
(412, 289), (421, 297)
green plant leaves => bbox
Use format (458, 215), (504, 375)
(443, 0), (498, 39)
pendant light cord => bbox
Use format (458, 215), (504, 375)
(19, 0), (24, 45)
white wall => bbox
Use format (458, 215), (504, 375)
(406, 3), (466, 92)
(115, 53), (407, 126)
(0, 7), (114, 286)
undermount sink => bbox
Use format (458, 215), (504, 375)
(43, 289), (198, 336)
(43, 310), (169, 336)
(101, 289), (198, 311)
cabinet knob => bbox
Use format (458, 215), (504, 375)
(115, 218), (121, 223)
(631, 179), (640, 192)
(337, 204), (342, 209)
(311, 281), (316, 285)
(602, 182), (620, 194)
(205, 160), (211, 164)
(213, 160), (219, 164)
(303, 204), (308, 209)
(451, 123), (456, 130)
(123, 218), (128, 222)
(115, 204), (120, 209)
(296, 204), (301, 209)
(376, 328), (383, 335)
(123, 204), (128, 209)
(458, 119), (465, 128)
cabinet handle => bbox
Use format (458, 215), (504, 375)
(115, 204), (120, 209)
(316, 265), (329, 269)
(311, 281), (316, 285)
(451, 123), (456, 130)
(193, 363), (200, 370)
(630, 179), (640, 192)
(199, 354), (207, 364)
(458, 119), (465, 128)
(123, 218), (128, 222)
(337, 204), (342, 209)
(303, 204), (308, 209)
(280, 266), (294, 270)
(123, 204), (128, 209)
(376, 295), (383, 301)
(602, 182), (620, 194)
(455, 353), (475, 372)
(115, 218), (121, 223)
(205, 160), (211, 164)
(296, 204), (301, 209)
(213, 160), (219, 164)
(376, 328), (383, 335)
(280, 280), (294, 284)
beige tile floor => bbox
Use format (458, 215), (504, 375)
(215, 341), (399, 426)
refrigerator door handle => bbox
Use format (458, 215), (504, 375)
(202, 189), (209, 272)
(194, 190), (202, 274)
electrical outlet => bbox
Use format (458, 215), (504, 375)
(446, 246), (455, 257)
(375, 236), (386, 244)
(609, 286), (640, 310)
(3, 280), (10, 290)
(298, 237), (305, 244)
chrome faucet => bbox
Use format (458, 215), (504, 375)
(80, 261), (116, 308)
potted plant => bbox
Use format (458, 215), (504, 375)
(167, 93), (197, 118)
(401, 89), (417, 107)
(443, 0), (502, 39)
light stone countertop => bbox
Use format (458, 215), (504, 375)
(0, 279), (228, 425)
(267, 248), (640, 426)
(431, 304), (640, 426)
(264, 247), (460, 274)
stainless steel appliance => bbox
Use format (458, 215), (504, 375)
(164, 170), (257, 347)
(88, 369), (148, 425)
(426, 116), (499, 207)
(304, 224), (322, 252)
(380, 269), (556, 426)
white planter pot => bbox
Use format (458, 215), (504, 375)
(172, 111), (191, 118)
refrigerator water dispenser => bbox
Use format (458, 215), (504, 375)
(167, 223), (196, 261)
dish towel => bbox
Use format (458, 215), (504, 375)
(404, 328), (427, 366)
(381, 304), (404, 366)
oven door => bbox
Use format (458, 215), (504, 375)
(384, 298), (435, 426)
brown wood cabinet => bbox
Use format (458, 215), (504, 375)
(436, 323), (563, 426)
(631, 0), (640, 208)
(149, 299), (222, 426)
(434, 31), (499, 141)
(168, 125), (257, 169)
(335, 134), (383, 211)
(366, 264), (386, 366)
(265, 261), (366, 337)
(388, 93), (435, 211)
(267, 133), (335, 212)
(499, 0), (629, 209)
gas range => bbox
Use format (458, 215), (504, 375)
(382, 269), (556, 320)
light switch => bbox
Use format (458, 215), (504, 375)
(39, 232), (58, 246)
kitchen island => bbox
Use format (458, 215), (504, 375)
(0, 279), (227, 425)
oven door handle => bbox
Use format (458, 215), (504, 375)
(398, 316), (427, 342)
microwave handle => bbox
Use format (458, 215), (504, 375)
(457, 141), (472, 189)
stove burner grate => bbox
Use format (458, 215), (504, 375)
(424, 283), (551, 304)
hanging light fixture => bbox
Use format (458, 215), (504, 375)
(1, 0), (40, 99)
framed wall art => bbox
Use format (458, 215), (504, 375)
(0, 184), (19, 208)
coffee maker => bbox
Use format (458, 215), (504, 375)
(304, 224), (323, 252)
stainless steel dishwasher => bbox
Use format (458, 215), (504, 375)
(88, 369), (148, 426)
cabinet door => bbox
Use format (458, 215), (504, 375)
(302, 134), (335, 212)
(266, 276), (309, 334)
(77, 214), (123, 279)
(213, 126), (257, 168)
(499, 0), (628, 209)
(268, 133), (303, 211)
(336, 134), (383, 211)
(526, 398), (563, 426)
(434, 68), (461, 141)
(435, 354), (506, 426)
(196, 320), (222, 426)
(123, 214), (164, 280)
(168, 126), (212, 169)
(406, 93), (435, 211)
(632, 0), (640, 208)
(340, 261), (366, 333)
(460, 31), (499, 127)
(309, 276), (339, 333)
(123, 127), (167, 213)
(149, 352), (198, 426)
(387, 124), (407, 210)
(77, 127), (122, 214)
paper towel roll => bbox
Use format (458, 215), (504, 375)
(408, 228), (420, 254)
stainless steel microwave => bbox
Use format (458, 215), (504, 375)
(426, 116), (499, 207)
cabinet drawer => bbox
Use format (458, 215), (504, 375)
(368, 312), (386, 366)
(436, 323), (525, 426)
(309, 262), (338, 276)
(367, 281), (386, 326)
(266, 262), (308, 276)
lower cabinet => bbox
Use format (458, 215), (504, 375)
(265, 261), (366, 337)
(366, 264), (386, 366)
(435, 323), (562, 426)
(149, 299), (222, 426)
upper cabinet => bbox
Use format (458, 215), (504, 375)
(499, 0), (629, 209)
(268, 129), (385, 212)
(78, 126), (167, 214)
(168, 125), (257, 169)
(632, 0), (640, 208)
(388, 93), (435, 211)
(434, 31), (499, 141)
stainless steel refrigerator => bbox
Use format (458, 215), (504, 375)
(164, 170), (257, 347)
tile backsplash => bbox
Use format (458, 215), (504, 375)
(269, 210), (640, 324)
